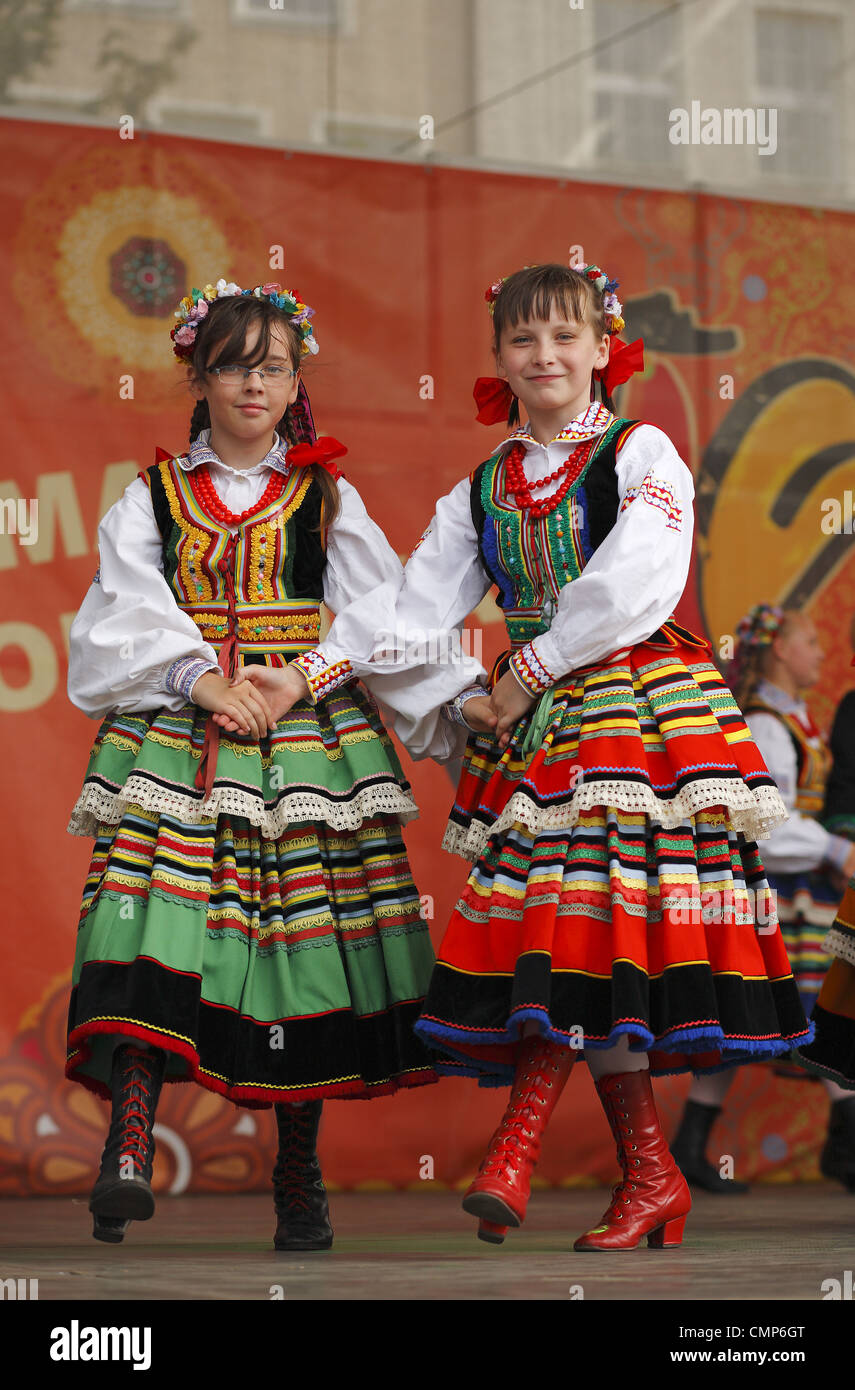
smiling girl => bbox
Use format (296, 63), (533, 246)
(65, 279), (436, 1249)
(378, 261), (812, 1252)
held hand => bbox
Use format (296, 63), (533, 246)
(490, 669), (536, 750)
(219, 663), (311, 726)
(460, 695), (498, 735)
(193, 671), (274, 739)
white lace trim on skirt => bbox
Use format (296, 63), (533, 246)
(823, 927), (855, 969)
(68, 777), (419, 838)
(442, 778), (788, 863)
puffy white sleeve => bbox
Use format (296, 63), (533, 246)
(288, 478), (407, 701)
(362, 475), (493, 762)
(67, 478), (221, 720)
(509, 425), (695, 695)
(745, 711), (851, 875)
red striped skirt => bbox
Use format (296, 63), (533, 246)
(415, 634), (812, 1082)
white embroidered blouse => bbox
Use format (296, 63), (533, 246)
(744, 680), (851, 874)
(369, 404), (695, 762)
(67, 431), (404, 719)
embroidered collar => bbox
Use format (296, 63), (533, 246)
(499, 402), (614, 451)
(180, 430), (292, 476)
(756, 679), (809, 720)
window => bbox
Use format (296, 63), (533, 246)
(149, 101), (267, 141)
(754, 8), (842, 182)
(590, 0), (682, 170)
(232, 0), (340, 25)
(64, 0), (182, 11)
(313, 112), (418, 155)
(4, 82), (100, 116)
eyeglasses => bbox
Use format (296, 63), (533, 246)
(208, 365), (296, 383)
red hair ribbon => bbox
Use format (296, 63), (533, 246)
(473, 377), (515, 425)
(285, 436), (348, 479)
(594, 337), (644, 396)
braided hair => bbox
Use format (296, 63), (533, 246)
(187, 295), (340, 526)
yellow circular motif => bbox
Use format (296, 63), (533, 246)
(12, 139), (260, 405)
(56, 187), (232, 372)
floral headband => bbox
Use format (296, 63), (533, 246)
(484, 263), (625, 335)
(735, 603), (784, 649)
(170, 278), (319, 362)
(580, 264), (625, 335)
(475, 261), (642, 424)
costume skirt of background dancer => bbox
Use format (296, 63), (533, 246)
(766, 867), (840, 1019)
(415, 634), (813, 1084)
(797, 879), (855, 1088)
(66, 684), (437, 1106)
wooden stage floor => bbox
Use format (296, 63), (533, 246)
(2, 1186), (854, 1301)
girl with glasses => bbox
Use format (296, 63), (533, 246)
(65, 279), (437, 1249)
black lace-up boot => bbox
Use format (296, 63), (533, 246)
(272, 1100), (333, 1251)
(820, 1096), (855, 1192)
(670, 1100), (749, 1194)
(89, 1043), (167, 1243)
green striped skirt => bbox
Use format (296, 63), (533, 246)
(65, 687), (437, 1105)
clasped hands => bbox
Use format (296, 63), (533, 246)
(192, 664), (310, 737)
(461, 669), (536, 751)
(193, 663), (535, 750)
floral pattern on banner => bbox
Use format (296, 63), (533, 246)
(12, 143), (259, 408)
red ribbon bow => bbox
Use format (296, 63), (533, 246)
(594, 337), (644, 396)
(473, 377), (515, 426)
(285, 436), (348, 479)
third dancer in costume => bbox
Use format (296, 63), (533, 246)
(671, 604), (855, 1192)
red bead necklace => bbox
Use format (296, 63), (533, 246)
(193, 465), (287, 526)
(503, 438), (594, 517)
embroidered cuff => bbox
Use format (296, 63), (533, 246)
(510, 643), (555, 697)
(166, 656), (220, 701)
(290, 650), (354, 704)
(442, 684), (489, 730)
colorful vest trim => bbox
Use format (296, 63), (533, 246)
(139, 454), (327, 662)
(469, 419), (642, 649)
(745, 697), (831, 818)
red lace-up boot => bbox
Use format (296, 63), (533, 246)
(573, 1070), (691, 1252)
(273, 1100), (333, 1251)
(462, 1035), (575, 1243)
(89, 1043), (167, 1243)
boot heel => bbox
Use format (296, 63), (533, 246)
(92, 1214), (130, 1245)
(477, 1219), (508, 1245)
(462, 1189), (521, 1227)
(647, 1214), (687, 1249)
